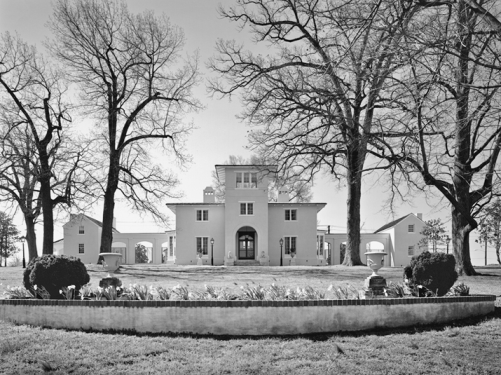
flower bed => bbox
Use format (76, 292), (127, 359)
(1, 281), (496, 335)
(0, 294), (495, 335)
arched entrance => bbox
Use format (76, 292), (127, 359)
(236, 226), (257, 260)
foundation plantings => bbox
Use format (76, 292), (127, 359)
(23, 255), (90, 299)
(403, 251), (458, 296)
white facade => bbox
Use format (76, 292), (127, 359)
(55, 166), (426, 267)
(167, 165), (327, 266)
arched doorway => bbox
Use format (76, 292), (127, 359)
(236, 226), (257, 260)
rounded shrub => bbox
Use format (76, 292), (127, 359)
(405, 251), (458, 296)
(23, 254), (90, 299)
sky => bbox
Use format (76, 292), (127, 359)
(0, 0), (497, 265)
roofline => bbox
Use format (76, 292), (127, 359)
(374, 213), (425, 233)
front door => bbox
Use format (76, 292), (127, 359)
(238, 232), (255, 259)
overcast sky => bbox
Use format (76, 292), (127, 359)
(0, 0), (494, 264)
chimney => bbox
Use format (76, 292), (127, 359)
(277, 189), (290, 203)
(204, 186), (215, 203)
(416, 213), (423, 220)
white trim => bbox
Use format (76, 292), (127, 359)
(284, 208), (297, 221)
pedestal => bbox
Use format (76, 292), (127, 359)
(259, 256), (269, 266)
(197, 258), (203, 266)
(364, 275), (387, 297)
(289, 258), (296, 266)
(224, 258), (234, 266)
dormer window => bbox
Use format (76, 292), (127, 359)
(78, 226), (84, 234)
(236, 172), (258, 188)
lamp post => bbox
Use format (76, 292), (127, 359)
(210, 238), (214, 266)
(444, 235), (451, 254)
(279, 238), (284, 266)
(20, 236), (26, 268)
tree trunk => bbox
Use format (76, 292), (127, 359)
(39, 146), (54, 255)
(451, 206), (477, 275)
(100, 154), (120, 254)
(24, 216), (38, 261)
(496, 245), (500, 265)
(343, 146), (364, 266)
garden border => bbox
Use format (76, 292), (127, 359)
(0, 295), (496, 335)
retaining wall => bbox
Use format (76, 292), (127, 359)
(0, 295), (496, 335)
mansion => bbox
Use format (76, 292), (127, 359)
(56, 165), (427, 268)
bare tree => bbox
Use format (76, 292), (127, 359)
(0, 32), (87, 256)
(48, 0), (201, 253)
(209, 0), (423, 265)
(372, 0), (501, 275)
(0, 211), (20, 267)
(476, 199), (501, 265)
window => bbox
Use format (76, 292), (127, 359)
(284, 236), (297, 255)
(408, 246), (414, 256)
(78, 226), (84, 234)
(196, 237), (209, 255)
(169, 236), (174, 257)
(317, 235), (324, 256)
(196, 210), (209, 221)
(236, 172), (258, 188)
(408, 224), (414, 233)
(285, 209), (297, 221)
(79, 243), (84, 254)
(240, 202), (254, 215)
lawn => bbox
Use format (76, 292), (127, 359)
(1, 264), (500, 374)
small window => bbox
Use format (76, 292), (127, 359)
(408, 224), (414, 233)
(284, 237), (296, 255)
(285, 209), (297, 221)
(240, 202), (254, 215)
(196, 237), (209, 255)
(169, 236), (174, 257)
(78, 226), (84, 234)
(79, 243), (84, 254)
(408, 246), (414, 256)
(196, 210), (209, 221)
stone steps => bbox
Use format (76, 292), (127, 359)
(233, 260), (261, 267)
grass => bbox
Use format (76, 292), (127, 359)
(1, 264), (500, 374)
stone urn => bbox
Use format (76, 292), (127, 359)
(365, 251), (387, 276)
(224, 251), (234, 266)
(99, 253), (122, 272)
(258, 251), (269, 266)
(364, 251), (387, 296)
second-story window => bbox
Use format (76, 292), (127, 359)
(236, 172), (258, 188)
(285, 209), (297, 221)
(240, 202), (254, 215)
(78, 225), (84, 234)
(196, 210), (209, 221)
(408, 224), (414, 233)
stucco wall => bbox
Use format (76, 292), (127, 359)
(175, 205), (225, 265)
(268, 205), (324, 266)
(387, 215), (426, 267)
(0, 296), (495, 336)
(63, 216), (101, 264)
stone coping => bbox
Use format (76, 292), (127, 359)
(0, 294), (495, 307)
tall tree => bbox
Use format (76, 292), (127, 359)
(209, 0), (422, 265)
(372, 0), (501, 275)
(48, 0), (201, 253)
(0, 212), (20, 267)
(0, 32), (87, 256)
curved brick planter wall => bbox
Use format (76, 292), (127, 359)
(0, 295), (496, 335)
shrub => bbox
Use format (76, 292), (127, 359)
(405, 251), (458, 296)
(23, 255), (90, 299)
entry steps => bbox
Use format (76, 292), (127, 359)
(233, 260), (261, 267)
